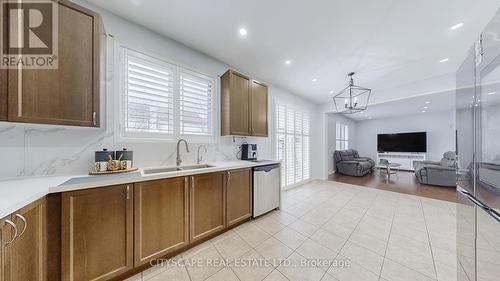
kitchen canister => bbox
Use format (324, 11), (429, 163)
(95, 149), (115, 172)
(116, 148), (133, 168)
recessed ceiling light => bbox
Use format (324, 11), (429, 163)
(422, 110), (427, 113)
(425, 101), (431, 104)
(284, 60), (291, 65)
(487, 92), (496, 95)
(439, 58), (449, 63)
(239, 28), (247, 37)
(329, 90), (334, 94)
(312, 78), (317, 82)
(423, 106), (428, 109)
(450, 23), (464, 30)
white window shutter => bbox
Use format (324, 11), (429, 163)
(124, 50), (174, 135)
(275, 103), (311, 188)
(120, 47), (217, 141)
(179, 69), (214, 136)
(303, 136), (310, 179)
(286, 135), (295, 185)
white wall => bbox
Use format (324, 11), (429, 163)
(355, 110), (455, 162)
(0, 0), (321, 180)
(326, 114), (357, 174)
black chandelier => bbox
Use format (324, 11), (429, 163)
(332, 72), (371, 114)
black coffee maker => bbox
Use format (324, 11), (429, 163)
(241, 144), (258, 160)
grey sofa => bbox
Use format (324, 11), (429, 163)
(334, 149), (375, 177)
(414, 151), (457, 187)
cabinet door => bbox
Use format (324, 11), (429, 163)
(7, 1), (100, 126)
(227, 169), (252, 227)
(3, 198), (46, 281)
(61, 185), (133, 281)
(0, 69), (6, 121)
(190, 173), (226, 243)
(229, 72), (250, 135)
(0, 217), (3, 281)
(250, 81), (268, 137)
(134, 177), (189, 266)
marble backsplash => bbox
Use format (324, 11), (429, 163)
(0, 123), (272, 180)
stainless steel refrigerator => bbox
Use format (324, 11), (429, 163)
(456, 10), (500, 281)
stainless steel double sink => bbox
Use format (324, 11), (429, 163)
(142, 164), (215, 175)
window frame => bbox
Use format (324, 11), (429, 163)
(114, 44), (218, 143)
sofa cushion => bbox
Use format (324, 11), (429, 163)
(352, 150), (360, 158)
(339, 151), (350, 161)
(358, 161), (372, 171)
(440, 151), (456, 167)
(345, 149), (359, 161)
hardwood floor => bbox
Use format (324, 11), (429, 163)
(328, 169), (457, 203)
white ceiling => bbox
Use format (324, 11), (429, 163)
(344, 90), (455, 121)
(88, 0), (500, 104)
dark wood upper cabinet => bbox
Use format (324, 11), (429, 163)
(61, 185), (133, 281)
(134, 177), (189, 266)
(221, 70), (268, 137)
(2, 198), (46, 281)
(221, 70), (251, 136)
(6, 0), (101, 127)
(250, 80), (268, 137)
(226, 168), (252, 227)
(189, 172), (226, 243)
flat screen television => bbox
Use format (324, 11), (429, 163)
(377, 132), (427, 153)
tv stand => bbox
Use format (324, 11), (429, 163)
(376, 152), (426, 171)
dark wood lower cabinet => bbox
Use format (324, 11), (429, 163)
(189, 172), (226, 243)
(61, 185), (133, 281)
(1, 198), (46, 281)
(227, 169), (253, 227)
(18, 168), (255, 280)
(134, 177), (189, 266)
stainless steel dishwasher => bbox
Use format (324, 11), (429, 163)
(253, 164), (281, 217)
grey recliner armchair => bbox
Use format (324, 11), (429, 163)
(414, 151), (457, 187)
(334, 149), (375, 177)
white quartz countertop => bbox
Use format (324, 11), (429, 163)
(0, 160), (280, 218)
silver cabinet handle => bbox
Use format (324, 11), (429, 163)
(126, 185), (130, 200)
(14, 214), (27, 239)
(4, 219), (17, 246)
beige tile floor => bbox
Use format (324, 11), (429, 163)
(126, 180), (460, 281)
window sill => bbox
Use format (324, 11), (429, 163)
(115, 134), (217, 144)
